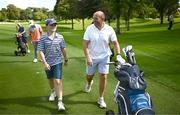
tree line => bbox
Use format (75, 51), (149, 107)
(0, 4), (55, 21)
(0, 0), (179, 33)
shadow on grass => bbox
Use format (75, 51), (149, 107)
(0, 60), (31, 63)
(64, 90), (97, 106)
(0, 52), (16, 57)
(0, 90), (97, 114)
(0, 96), (61, 114)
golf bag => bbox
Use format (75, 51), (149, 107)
(14, 34), (27, 56)
(113, 45), (155, 115)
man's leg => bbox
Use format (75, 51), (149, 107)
(86, 75), (94, 84)
(33, 42), (38, 62)
(99, 73), (107, 97)
(84, 75), (94, 93)
(85, 60), (96, 92)
(97, 73), (107, 108)
(97, 56), (109, 108)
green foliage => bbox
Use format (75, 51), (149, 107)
(152, 0), (179, 24)
(6, 4), (20, 20)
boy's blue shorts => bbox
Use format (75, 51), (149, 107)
(45, 63), (62, 79)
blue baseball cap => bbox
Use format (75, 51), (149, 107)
(45, 18), (57, 26)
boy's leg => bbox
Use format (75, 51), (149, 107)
(54, 63), (65, 111)
(46, 67), (56, 101)
(48, 79), (56, 101)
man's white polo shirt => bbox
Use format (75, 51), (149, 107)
(83, 24), (117, 59)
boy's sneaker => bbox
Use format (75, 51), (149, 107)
(33, 58), (38, 63)
(27, 50), (30, 53)
(49, 91), (56, 101)
(97, 97), (107, 108)
(84, 80), (93, 93)
(58, 101), (65, 111)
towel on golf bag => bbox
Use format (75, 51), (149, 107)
(114, 64), (146, 90)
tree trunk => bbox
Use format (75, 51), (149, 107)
(160, 11), (164, 24)
(71, 18), (74, 30)
(82, 18), (85, 31)
(108, 19), (111, 26)
(125, 19), (130, 31)
(116, 15), (120, 34)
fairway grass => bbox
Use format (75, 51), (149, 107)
(0, 18), (180, 114)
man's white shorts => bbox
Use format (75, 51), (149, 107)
(86, 56), (110, 75)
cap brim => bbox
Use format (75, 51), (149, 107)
(48, 22), (57, 25)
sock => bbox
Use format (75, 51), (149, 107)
(99, 97), (104, 100)
(51, 89), (55, 93)
(58, 97), (62, 101)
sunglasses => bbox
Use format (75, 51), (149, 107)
(49, 23), (57, 26)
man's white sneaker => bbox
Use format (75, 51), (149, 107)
(84, 80), (93, 93)
(49, 91), (56, 101)
(58, 101), (65, 111)
(33, 58), (38, 63)
(97, 98), (107, 108)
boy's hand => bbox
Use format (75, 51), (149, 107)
(44, 62), (50, 70)
(64, 59), (68, 66)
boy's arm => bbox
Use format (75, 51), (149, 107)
(61, 48), (68, 65)
(40, 51), (50, 70)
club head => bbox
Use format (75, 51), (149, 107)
(122, 47), (127, 57)
(122, 45), (136, 65)
(126, 45), (133, 52)
(122, 45), (133, 57)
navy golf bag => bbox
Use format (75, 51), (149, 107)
(113, 45), (155, 115)
(14, 34), (27, 56)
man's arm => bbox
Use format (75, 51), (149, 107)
(112, 40), (125, 64)
(83, 40), (92, 66)
(112, 40), (120, 55)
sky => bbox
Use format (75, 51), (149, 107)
(0, 0), (56, 11)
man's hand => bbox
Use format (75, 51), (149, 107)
(116, 55), (126, 64)
(87, 56), (93, 66)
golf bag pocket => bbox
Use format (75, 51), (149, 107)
(129, 92), (154, 114)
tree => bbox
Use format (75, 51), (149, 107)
(77, 0), (103, 30)
(122, 0), (145, 31)
(67, 0), (78, 29)
(152, 0), (179, 24)
(33, 11), (47, 20)
(6, 4), (20, 20)
(108, 0), (123, 34)
(25, 7), (34, 19)
(54, 0), (69, 20)
(0, 8), (7, 21)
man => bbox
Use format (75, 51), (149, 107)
(168, 15), (174, 30)
(16, 23), (30, 53)
(38, 18), (68, 111)
(29, 20), (43, 63)
(83, 11), (125, 108)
